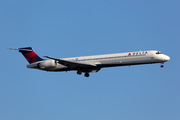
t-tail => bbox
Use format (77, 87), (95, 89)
(8, 47), (44, 63)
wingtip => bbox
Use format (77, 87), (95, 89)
(43, 56), (51, 59)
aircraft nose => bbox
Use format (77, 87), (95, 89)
(164, 55), (170, 61)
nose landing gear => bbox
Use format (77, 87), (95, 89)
(160, 62), (164, 68)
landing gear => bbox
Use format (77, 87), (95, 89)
(84, 72), (90, 77)
(77, 70), (82, 75)
(77, 70), (90, 77)
(160, 62), (164, 68)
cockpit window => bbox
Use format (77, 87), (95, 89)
(156, 51), (162, 54)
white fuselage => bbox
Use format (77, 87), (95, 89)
(27, 50), (170, 72)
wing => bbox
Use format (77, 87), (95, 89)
(44, 56), (96, 69)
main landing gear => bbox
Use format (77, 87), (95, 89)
(77, 70), (82, 75)
(160, 62), (164, 68)
(84, 72), (90, 77)
(77, 70), (90, 77)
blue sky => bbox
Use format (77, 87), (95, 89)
(1, 0), (180, 120)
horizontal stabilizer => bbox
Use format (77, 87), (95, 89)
(7, 48), (33, 52)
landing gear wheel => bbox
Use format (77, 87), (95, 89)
(77, 70), (82, 75)
(84, 72), (90, 77)
(160, 63), (164, 68)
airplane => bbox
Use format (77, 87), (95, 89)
(8, 47), (170, 77)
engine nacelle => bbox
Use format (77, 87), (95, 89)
(39, 60), (56, 69)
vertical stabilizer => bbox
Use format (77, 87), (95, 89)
(18, 47), (43, 63)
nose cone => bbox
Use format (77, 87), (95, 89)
(164, 55), (170, 61)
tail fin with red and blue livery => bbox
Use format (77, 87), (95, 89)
(8, 47), (44, 63)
